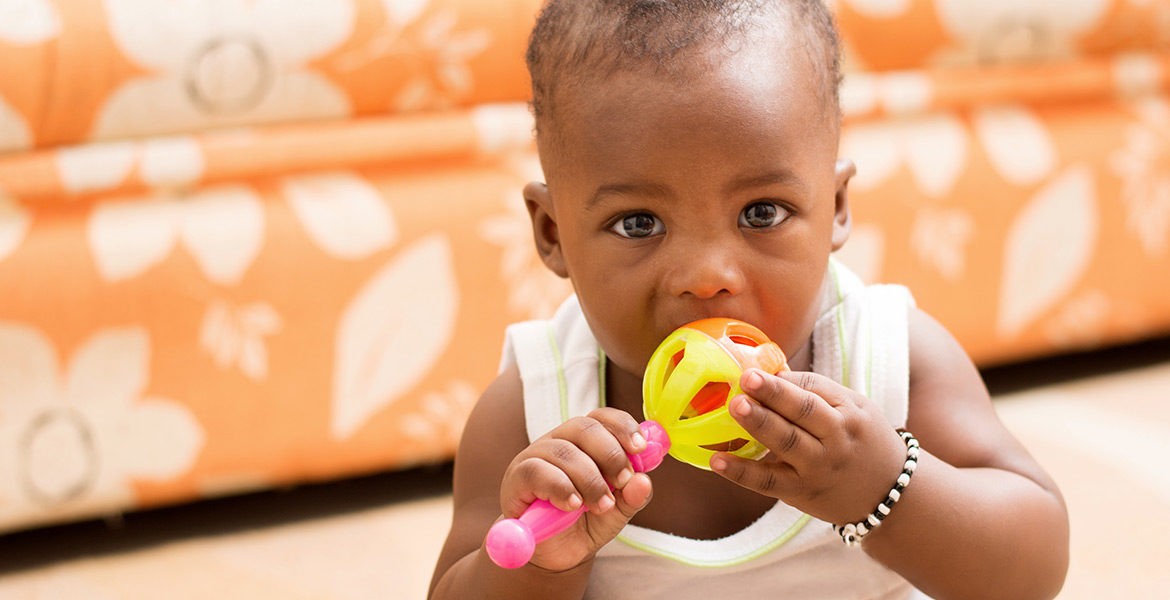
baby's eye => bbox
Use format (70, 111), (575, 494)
(739, 202), (788, 228)
(612, 213), (665, 238)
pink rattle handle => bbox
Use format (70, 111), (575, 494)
(485, 420), (671, 569)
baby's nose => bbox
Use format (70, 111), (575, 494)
(667, 243), (746, 299)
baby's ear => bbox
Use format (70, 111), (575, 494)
(831, 159), (856, 252)
(523, 182), (568, 278)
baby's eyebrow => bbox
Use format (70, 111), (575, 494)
(587, 180), (671, 210)
(725, 169), (807, 196)
(586, 168), (808, 210)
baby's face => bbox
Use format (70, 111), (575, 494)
(535, 37), (848, 378)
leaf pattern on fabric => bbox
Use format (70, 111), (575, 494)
(200, 300), (284, 382)
(0, 324), (204, 532)
(998, 166), (1099, 338)
(973, 105), (1057, 186)
(282, 172), (398, 260)
(332, 235), (458, 440)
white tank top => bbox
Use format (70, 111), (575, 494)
(499, 259), (930, 600)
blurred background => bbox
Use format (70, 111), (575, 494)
(1, 0), (1169, 598)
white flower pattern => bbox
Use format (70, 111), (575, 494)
(399, 380), (479, 461)
(479, 165), (573, 320)
(88, 184), (265, 285)
(842, 113), (969, 199)
(0, 0), (60, 46)
(1110, 98), (1170, 256)
(391, 11), (492, 112)
(0, 324), (203, 531)
(911, 206), (975, 281)
(933, 0), (1111, 64)
(55, 136), (206, 195)
(94, 0), (354, 140)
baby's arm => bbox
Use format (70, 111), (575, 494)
(861, 309), (1069, 599)
(712, 308), (1068, 600)
(428, 364), (653, 599)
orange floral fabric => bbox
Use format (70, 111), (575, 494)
(1, 0), (1169, 534)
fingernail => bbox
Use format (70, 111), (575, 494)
(733, 396), (752, 417)
(710, 456), (727, 472)
(744, 370), (763, 391)
(631, 432), (646, 450)
(616, 468), (633, 488)
(568, 494), (582, 509)
(598, 495), (615, 513)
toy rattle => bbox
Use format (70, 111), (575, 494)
(485, 318), (788, 569)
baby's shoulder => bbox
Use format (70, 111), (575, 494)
(904, 306), (1012, 457)
(457, 364), (529, 465)
(905, 306), (973, 386)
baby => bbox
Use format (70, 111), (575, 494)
(430, 1), (1069, 598)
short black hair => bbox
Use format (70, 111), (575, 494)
(526, 0), (842, 143)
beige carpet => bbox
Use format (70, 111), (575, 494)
(2, 346), (1169, 599)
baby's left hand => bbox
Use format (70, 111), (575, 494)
(710, 369), (909, 526)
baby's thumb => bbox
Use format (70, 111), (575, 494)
(582, 473), (652, 552)
(613, 473), (653, 519)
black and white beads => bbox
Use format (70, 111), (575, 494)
(834, 429), (920, 547)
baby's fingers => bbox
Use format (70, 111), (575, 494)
(556, 410), (644, 490)
(500, 456), (584, 517)
(710, 453), (798, 498)
(740, 369), (841, 440)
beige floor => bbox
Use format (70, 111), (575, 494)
(2, 345), (1169, 599)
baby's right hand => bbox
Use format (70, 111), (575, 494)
(496, 407), (654, 572)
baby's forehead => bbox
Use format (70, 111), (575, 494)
(533, 19), (838, 145)
(542, 36), (836, 153)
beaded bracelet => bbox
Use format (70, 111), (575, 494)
(833, 429), (919, 547)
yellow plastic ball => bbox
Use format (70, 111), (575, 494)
(641, 318), (788, 470)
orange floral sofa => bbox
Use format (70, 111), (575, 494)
(1, 0), (1167, 534)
